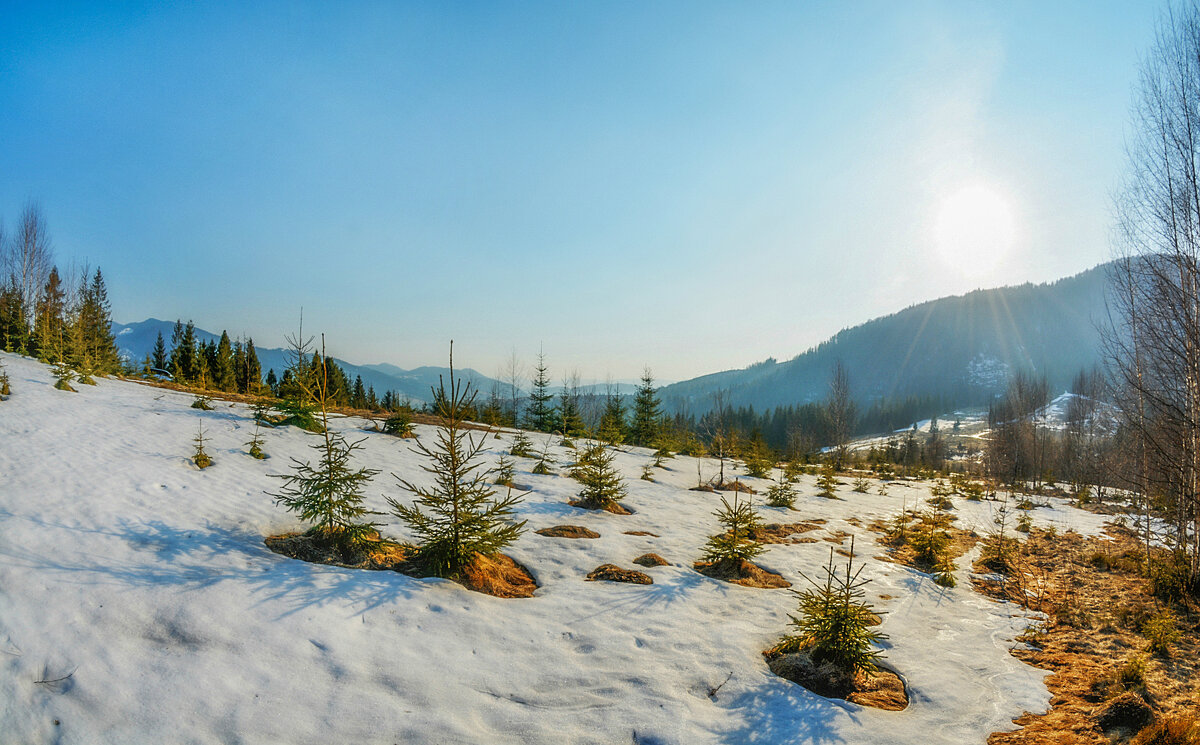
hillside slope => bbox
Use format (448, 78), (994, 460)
(661, 263), (1111, 415)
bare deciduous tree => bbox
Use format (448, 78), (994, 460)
(1108, 4), (1200, 587)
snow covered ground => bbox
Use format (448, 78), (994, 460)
(0, 351), (1113, 744)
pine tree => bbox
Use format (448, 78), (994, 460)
(510, 431), (535, 457)
(0, 285), (32, 355)
(74, 268), (119, 375)
(573, 440), (628, 511)
(769, 541), (887, 676)
(558, 377), (585, 437)
(245, 418), (267, 460)
(389, 342), (527, 577)
(215, 331), (235, 391)
(0, 358), (11, 397)
(702, 495), (764, 562)
(599, 393), (627, 446)
(629, 368), (662, 447)
(192, 421), (213, 469)
(270, 335), (381, 551)
(152, 331), (167, 370)
(352, 375), (367, 409)
(265, 368), (279, 396)
(766, 467), (797, 508)
(523, 349), (557, 432)
(33, 268), (67, 363)
(244, 338), (262, 393)
(817, 462), (839, 498)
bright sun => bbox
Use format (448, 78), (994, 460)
(932, 183), (1015, 280)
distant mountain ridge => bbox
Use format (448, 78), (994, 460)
(111, 318), (502, 404)
(659, 263), (1113, 416)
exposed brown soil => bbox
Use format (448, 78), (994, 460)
(695, 557), (791, 588)
(624, 530), (659, 537)
(973, 526), (1200, 745)
(569, 498), (633, 515)
(712, 479), (757, 494)
(265, 531), (537, 598)
(453, 552), (538, 598)
(689, 484), (716, 493)
(586, 564), (653, 584)
(265, 530), (411, 570)
(749, 522), (824, 545)
(765, 651), (908, 711)
(633, 553), (670, 567)
(535, 525), (600, 539)
(868, 517), (980, 573)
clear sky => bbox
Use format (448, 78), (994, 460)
(0, 1), (1163, 383)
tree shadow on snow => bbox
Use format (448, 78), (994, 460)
(0, 517), (428, 620)
(722, 677), (852, 745)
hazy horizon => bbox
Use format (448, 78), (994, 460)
(1, 1), (1159, 381)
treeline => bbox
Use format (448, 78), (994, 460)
(0, 203), (121, 376)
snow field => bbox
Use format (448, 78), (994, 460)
(0, 351), (1111, 744)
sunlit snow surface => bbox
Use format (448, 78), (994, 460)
(0, 352), (1112, 744)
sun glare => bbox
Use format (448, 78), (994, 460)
(932, 183), (1015, 281)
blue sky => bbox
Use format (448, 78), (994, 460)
(0, 1), (1162, 382)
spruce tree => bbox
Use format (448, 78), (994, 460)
(766, 468), (797, 508)
(770, 541), (886, 676)
(389, 342), (527, 577)
(215, 331), (235, 392)
(558, 377), (585, 437)
(629, 368), (662, 447)
(152, 331), (167, 370)
(192, 421), (213, 469)
(0, 285), (32, 355)
(245, 418), (267, 460)
(599, 393), (627, 446)
(0, 358), (10, 397)
(270, 335), (381, 551)
(523, 349), (557, 432)
(33, 268), (66, 363)
(74, 268), (119, 375)
(702, 495), (764, 562)
(244, 338), (262, 393)
(573, 439), (628, 511)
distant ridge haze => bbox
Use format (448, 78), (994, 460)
(114, 262), (1112, 412)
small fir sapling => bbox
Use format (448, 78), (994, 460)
(652, 448), (670, 469)
(383, 409), (415, 437)
(909, 510), (956, 587)
(852, 476), (871, 493)
(702, 495), (764, 562)
(641, 464), (655, 482)
(783, 459), (803, 484)
(191, 395), (213, 411)
(768, 540), (887, 677)
(52, 360), (77, 392)
(269, 335), (382, 553)
(192, 421), (214, 469)
(766, 467), (797, 509)
(389, 342), (527, 577)
(493, 455), (515, 487)
(509, 431), (535, 458)
(979, 496), (1019, 573)
(574, 440), (628, 511)
(531, 436), (556, 475)
(245, 418), (267, 459)
(817, 462), (839, 498)
(0, 360), (10, 397)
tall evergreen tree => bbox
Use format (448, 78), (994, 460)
(74, 268), (119, 375)
(0, 285), (31, 354)
(244, 338), (262, 393)
(215, 331), (236, 391)
(630, 367), (662, 447)
(558, 377), (585, 437)
(33, 267), (67, 363)
(389, 342), (526, 577)
(524, 349), (557, 432)
(352, 375), (367, 409)
(599, 392), (627, 445)
(152, 331), (167, 370)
